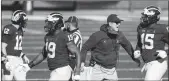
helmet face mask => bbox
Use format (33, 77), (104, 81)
(44, 20), (57, 32)
(140, 6), (161, 26)
(11, 10), (28, 28)
(44, 13), (64, 33)
(19, 14), (28, 28)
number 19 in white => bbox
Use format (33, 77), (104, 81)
(46, 42), (56, 58)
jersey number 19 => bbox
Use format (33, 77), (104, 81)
(46, 42), (56, 58)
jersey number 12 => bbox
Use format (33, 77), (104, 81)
(14, 35), (22, 50)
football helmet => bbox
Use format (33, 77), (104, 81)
(44, 13), (64, 33)
(11, 10), (28, 28)
(140, 5), (161, 26)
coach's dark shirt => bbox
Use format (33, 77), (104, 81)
(81, 24), (135, 69)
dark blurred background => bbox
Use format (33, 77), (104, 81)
(2, 1), (168, 15)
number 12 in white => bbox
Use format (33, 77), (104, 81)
(14, 35), (22, 50)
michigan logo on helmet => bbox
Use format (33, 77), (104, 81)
(44, 13), (64, 33)
(11, 10), (28, 28)
(140, 5), (161, 26)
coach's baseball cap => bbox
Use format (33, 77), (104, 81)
(107, 14), (123, 23)
(65, 16), (78, 23)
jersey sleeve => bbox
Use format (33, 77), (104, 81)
(1, 26), (13, 43)
(81, 32), (99, 62)
(119, 31), (134, 58)
(135, 26), (142, 51)
(161, 25), (169, 45)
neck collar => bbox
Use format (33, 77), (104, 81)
(69, 28), (79, 33)
(12, 24), (20, 29)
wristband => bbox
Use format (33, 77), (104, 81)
(20, 53), (26, 58)
(28, 61), (35, 68)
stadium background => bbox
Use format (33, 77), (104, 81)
(1, 1), (168, 81)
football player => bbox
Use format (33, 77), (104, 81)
(28, 13), (81, 81)
(134, 6), (168, 81)
(65, 16), (83, 81)
(80, 14), (140, 81)
(1, 10), (30, 81)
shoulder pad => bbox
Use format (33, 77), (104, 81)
(2, 24), (14, 35)
(157, 24), (168, 31)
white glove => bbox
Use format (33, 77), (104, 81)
(23, 55), (30, 64)
(134, 50), (141, 58)
(18, 64), (31, 73)
(72, 75), (80, 81)
(5, 62), (13, 71)
(80, 62), (89, 72)
(1, 56), (8, 63)
(156, 50), (167, 59)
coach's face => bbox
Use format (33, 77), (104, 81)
(108, 22), (121, 31)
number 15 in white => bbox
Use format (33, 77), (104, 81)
(141, 33), (154, 49)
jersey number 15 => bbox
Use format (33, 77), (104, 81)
(141, 33), (154, 49)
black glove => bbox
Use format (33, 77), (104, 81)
(28, 61), (35, 68)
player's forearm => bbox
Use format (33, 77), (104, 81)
(2, 42), (7, 56)
(81, 44), (89, 63)
(29, 53), (45, 68)
(75, 51), (81, 74)
(67, 42), (81, 74)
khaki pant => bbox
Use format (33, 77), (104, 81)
(80, 64), (118, 81)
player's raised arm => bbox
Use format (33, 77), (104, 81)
(28, 46), (47, 68)
(67, 41), (81, 76)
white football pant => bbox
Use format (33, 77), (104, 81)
(49, 65), (72, 81)
(3, 56), (27, 81)
(142, 60), (168, 81)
